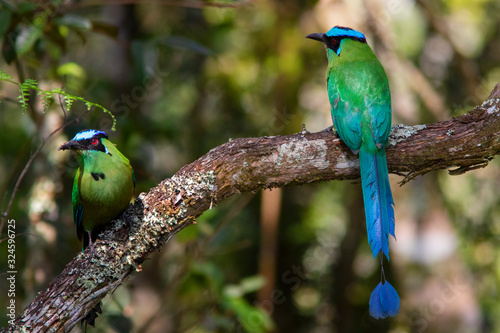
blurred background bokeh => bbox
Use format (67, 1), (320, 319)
(1, 0), (500, 332)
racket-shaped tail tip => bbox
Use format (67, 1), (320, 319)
(369, 280), (400, 319)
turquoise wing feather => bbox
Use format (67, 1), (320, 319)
(326, 64), (363, 151)
(71, 168), (85, 243)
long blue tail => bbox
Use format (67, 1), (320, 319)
(359, 147), (399, 318)
(359, 147), (395, 260)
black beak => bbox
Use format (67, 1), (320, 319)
(306, 33), (326, 44)
(58, 140), (83, 151)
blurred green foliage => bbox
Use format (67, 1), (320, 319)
(1, 0), (500, 332)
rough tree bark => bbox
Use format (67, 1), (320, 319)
(4, 84), (500, 332)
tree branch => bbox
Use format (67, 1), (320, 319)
(4, 84), (500, 332)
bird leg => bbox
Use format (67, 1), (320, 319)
(320, 125), (341, 138)
(87, 231), (96, 260)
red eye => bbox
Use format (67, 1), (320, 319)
(91, 138), (99, 145)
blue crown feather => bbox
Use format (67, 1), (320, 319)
(72, 129), (108, 141)
(325, 26), (366, 40)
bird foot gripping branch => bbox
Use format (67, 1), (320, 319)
(307, 26), (400, 319)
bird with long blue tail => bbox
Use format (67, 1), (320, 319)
(307, 26), (400, 319)
(59, 129), (135, 328)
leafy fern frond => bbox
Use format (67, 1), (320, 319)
(0, 68), (116, 130)
(38, 91), (53, 113)
(0, 68), (13, 80)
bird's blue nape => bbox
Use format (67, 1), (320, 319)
(369, 280), (400, 319)
(325, 26), (366, 41)
(72, 129), (108, 141)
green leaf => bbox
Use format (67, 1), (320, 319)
(223, 297), (274, 333)
(65, 95), (74, 110)
(55, 14), (92, 30)
(224, 276), (265, 298)
(221, 275), (272, 332)
(37, 91), (53, 113)
(57, 62), (86, 79)
(239, 276), (266, 294)
(16, 24), (43, 56)
(0, 68), (13, 80)
(23, 78), (38, 89)
(17, 79), (37, 113)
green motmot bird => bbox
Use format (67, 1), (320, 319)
(59, 129), (135, 250)
(59, 129), (135, 327)
(307, 26), (400, 319)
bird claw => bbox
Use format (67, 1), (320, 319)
(121, 209), (135, 230)
(87, 231), (97, 261)
(321, 125), (334, 133)
(321, 126), (341, 138)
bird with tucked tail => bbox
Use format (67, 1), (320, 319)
(59, 129), (135, 327)
(307, 26), (400, 319)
